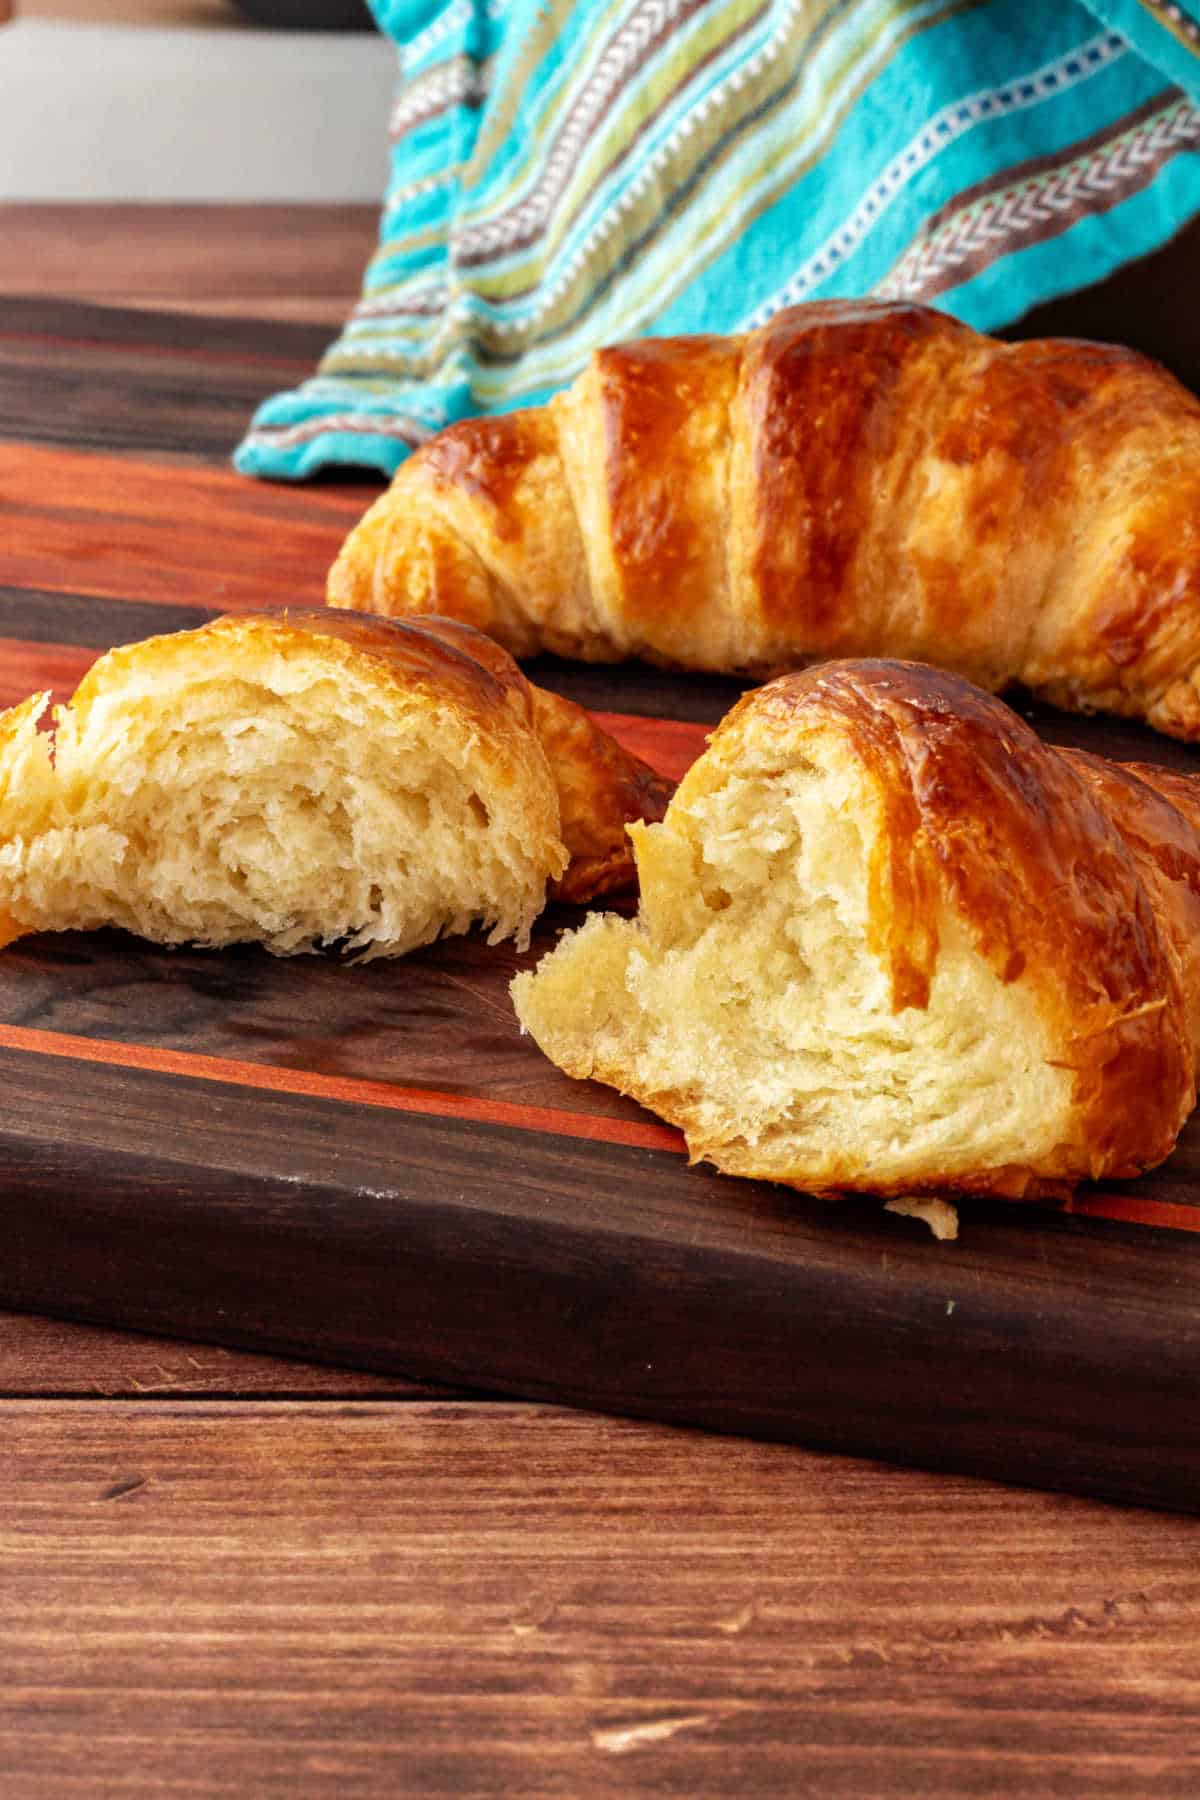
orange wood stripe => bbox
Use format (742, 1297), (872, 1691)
(0, 443), (370, 523)
(0, 1020), (686, 1156)
(0, 523), (339, 613)
(0, 445), (367, 611)
(0, 640), (96, 708)
(594, 712), (709, 782)
(0, 1021), (1193, 1232)
(1065, 1191), (1200, 1233)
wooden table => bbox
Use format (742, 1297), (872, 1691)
(3, 204), (1200, 1798)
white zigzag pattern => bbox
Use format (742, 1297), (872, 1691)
(389, 56), (486, 141)
(742, 29), (1129, 327)
(877, 99), (1200, 294)
(354, 280), (449, 321)
(246, 412), (433, 451)
(382, 168), (463, 218)
(452, 0), (710, 258)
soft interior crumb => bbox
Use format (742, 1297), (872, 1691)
(0, 636), (562, 959)
(513, 741), (1072, 1191)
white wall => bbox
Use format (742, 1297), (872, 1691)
(0, 18), (398, 200)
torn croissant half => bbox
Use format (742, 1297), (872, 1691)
(513, 660), (1200, 1202)
(0, 610), (670, 959)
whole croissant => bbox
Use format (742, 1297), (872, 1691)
(329, 299), (1200, 742)
(513, 660), (1200, 1202)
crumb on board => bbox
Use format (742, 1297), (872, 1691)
(883, 1196), (960, 1241)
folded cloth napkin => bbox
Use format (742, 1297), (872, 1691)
(235, 0), (1200, 481)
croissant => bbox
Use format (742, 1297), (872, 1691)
(512, 660), (1200, 1202)
(329, 298), (1200, 742)
(0, 610), (670, 959)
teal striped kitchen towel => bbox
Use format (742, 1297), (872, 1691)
(235, 0), (1200, 480)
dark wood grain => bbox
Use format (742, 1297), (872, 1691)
(4, 1400), (1200, 1798)
(0, 294), (333, 364)
(0, 207), (375, 461)
(0, 927), (659, 1124)
(2, 1042), (1200, 1513)
(0, 328), (317, 462)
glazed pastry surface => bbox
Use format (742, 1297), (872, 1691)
(330, 299), (1200, 741)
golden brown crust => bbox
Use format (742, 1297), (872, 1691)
(528, 686), (674, 903)
(594, 335), (741, 660)
(742, 302), (963, 657)
(66, 608), (536, 751)
(331, 299), (1200, 739)
(326, 493), (501, 637)
(328, 409), (596, 661)
(723, 661), (1196, 1192)
(1059, 750), (1200, 1067)
(261, 607), (534, 724)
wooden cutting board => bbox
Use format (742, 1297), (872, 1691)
(3, 419), (1200, 1519)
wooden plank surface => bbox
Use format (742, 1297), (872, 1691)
(0, 313), (341, 461)
(0, 204), (378, 325)
(4, 1023), (1200, 1512)
(2, 242), (1200, 1515)
(4, 1401), (1200, 1799)
(5, 202), (1200, 1793)
(0, 1310), (449, 1397)
(23, 2), (237, 26)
